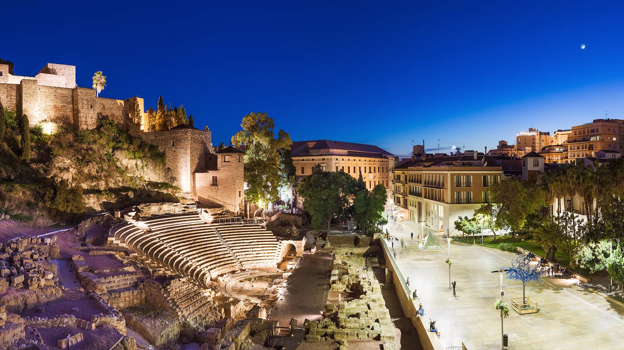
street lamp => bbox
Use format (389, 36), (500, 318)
(492, 269), (510, 350)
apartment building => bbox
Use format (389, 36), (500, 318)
(516, 128), (553, 152)
(391, 151), (503, 235)
(539, 144), (568, 164)
(567, 119), (624, 161)
(291, 140), (394, 190)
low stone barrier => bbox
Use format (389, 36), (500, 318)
(380, 239), (445, 350)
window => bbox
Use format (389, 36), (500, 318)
(455, 175), (462, 187)
(239, 191), (242, 198)
(482, 175), (489, 187)
(237, 156), (242, 162)
(455, 192), (462, 204)
(0, 72), (2, 77)
(369, 166), (372, 173)
(171, 141), (175, 147)
(336, 166), (339, 172)
(364, 166), (366, 173)
(348, 166), (351, 173)
(465, 192), (472, 204)
(341, 166), (344, 171)
(212, 176), (218, 186)
(224, 155), (231, 162)
(533, 159), (539, 167)
(493, 175), (499, 185)
(301, 167), (305, 175)
(464, 175), (472, 187)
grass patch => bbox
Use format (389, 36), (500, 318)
(454, 235), (573, 268)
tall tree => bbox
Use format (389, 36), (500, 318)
(92, 71), (107, 97)
(356, 172), (366, 191)
(474, 203), (505, 241)
(20, 114), (30, 161)
(299, 170), (357, 234)
(155, 96), (168, 131)
(232, 112), (292, 207)
(146, 107), (156, 132)
(0, 99), (5, 142)
(490, 177), (545, 238)
(188, 115), (195, 128)
(175, 106), (188, 127)
(353, 185), (387, 234)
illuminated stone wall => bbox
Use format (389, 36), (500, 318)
(195, 150), (245, 213)
(0, 63), (133, 130)
(142, 128), (211, 193)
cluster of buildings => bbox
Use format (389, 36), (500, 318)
(488, 119), (624, 164)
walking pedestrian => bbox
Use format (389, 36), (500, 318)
(391, 241), (394, 248)
(452, 281), (456, 296)
(418, 304), (424, 316)
(393, 250), (397, 259)
(411, 232), (414, 240)
(406, 277), (410, 287)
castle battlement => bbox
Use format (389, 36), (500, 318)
(0, 62), (141, 130)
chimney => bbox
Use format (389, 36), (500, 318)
(485, 146), (487, 154)
(473, 151), (477, 160)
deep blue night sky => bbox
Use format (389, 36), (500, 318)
(3, 1), (624, 156)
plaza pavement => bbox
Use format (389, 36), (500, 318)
(386, 219), (624, 350)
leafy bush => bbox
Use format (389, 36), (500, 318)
(498, 243), (518, 253)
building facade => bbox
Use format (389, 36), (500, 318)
(291, 140), (394, 191)
(516, 128), (553, 153)
(391, 151), (503, 235)
(567, 119), (624, 161)
(539, 144), (568, 164)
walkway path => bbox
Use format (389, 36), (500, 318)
(269, 253), (333, 327)
(387, 218), (624, 350)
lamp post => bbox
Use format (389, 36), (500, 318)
(491, 269), (510, 301)
(492, 268), (510, 349)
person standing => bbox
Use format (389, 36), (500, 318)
(452, 281), (457, 296)
(411, 232), (414, 240)
(406, 277), (410, 287)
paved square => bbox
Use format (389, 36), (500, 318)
(387, 224), (624, 350)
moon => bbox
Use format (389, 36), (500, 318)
(581, 44), (586, 49)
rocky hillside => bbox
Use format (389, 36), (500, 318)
(0, 113), (180, 225)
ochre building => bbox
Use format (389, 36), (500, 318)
(392, 151), (502, 235)
(568, 119), (624, 161)
(291, 140), (394, 190)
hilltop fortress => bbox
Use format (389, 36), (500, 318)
(0, 63), (244, 213)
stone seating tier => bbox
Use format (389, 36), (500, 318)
(113, 214), (281, 286)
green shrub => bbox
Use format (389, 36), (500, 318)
(498, 243), (518, 253)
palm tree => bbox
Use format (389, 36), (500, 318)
(92, 71), (107, 97)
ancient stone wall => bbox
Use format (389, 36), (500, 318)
(142, 128), (211, 193)
(0, 83), (18, 111)
(195, 151), (244, 213)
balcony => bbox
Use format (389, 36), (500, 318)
(423, 181), (444, 188)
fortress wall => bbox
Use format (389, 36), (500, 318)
(0, 83), (18, 111)
(21, 80), (74, 125)
(35, 73), (67, 88)
(142, 129), (211, 193)
(72, 87), (126, 130)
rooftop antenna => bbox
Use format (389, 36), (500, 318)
(438, 139), (440, 154)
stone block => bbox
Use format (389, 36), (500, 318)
(306, 334), (321, 342)
(10, 274), (24, 286)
